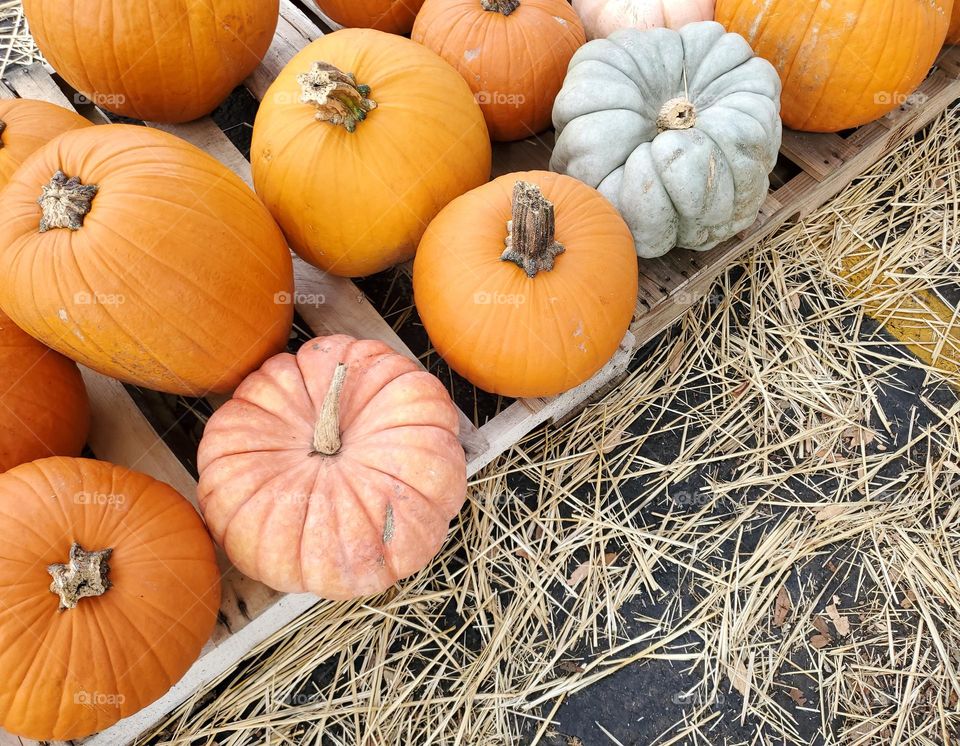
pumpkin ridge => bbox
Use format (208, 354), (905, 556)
(213, 456), (319, 549)
(68, 215), (278, 389)
(346, 438), (467, 513)
(334, 465), (398, 582)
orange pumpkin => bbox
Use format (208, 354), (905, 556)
(949, 3), (960, 44)
(413, 171), (638, 398)
(22, 0), (278, 122)
(412, 0), (585, 141)
(0, 124), (294, 396)
(715, 0), (951, 132)
(0, 310), (90, 471)
(197, 335), (467, 600)
(0, 457), (220, 740)
(0, 99), (90, 188)
(251, 29), (491, 277)
(315, 0), (425, 33)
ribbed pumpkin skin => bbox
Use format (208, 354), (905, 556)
(573, 0), (714, 40)
(0, 310), (90, 471)
(716, 0), (950, 132)
(0, 99), (90, 189)
(0, 458), (220, 740)
(315, 0), (424, 33)
(251, 29), (491, 277)
(413, 171), (639, 398)
(412, 0), (585, 142)
(22, 0), (278, 123)
(0, 125), (294, 396)
(197, 335), (467, 600)
(949, 3), (960, 44)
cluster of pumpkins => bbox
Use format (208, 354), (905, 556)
(0, 0), (955, 740)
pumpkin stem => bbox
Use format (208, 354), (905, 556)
(657, 97), (697, 132)
(298, 61), (377, 133)
(47, 543), (113, 611)
(0, 120), (6, 150)
(38, 170), (99, 233)
(312, 362), (347, 456)
(481, 0), (520, 14)
(501, 181), (565, 278)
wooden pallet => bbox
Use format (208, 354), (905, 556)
(1, 3), (959, 742)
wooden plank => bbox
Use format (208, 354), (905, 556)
(780, 130), (858, 181)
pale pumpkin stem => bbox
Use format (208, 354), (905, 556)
(0, 120), (6, 150)
(298, 61), (377, 133)
(501, 181), (565, 278)
(38, 170), (99, 233)
(481, 0), (520, 14)
(312, 363), (348, 456)
(47, 543), (113, 611)
(657, 97), (697, 132)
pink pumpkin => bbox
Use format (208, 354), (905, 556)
(573, 0), (715, 40)
(197, 335), (467, 600)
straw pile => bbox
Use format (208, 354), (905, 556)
(0, 0), (39, 77)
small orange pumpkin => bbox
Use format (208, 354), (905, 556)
(198, 335), (467, 600)
(23, 0), (279, 122)
(948, 3), (960, 44)
(412, 0), (585, 141)
(0, 310), (90, 472)
(413, 171), (638, 398)
(314, 0), (425, 33)
(0, 124), (294, 396)
(0, 99), (90, 188)
(251, 29), (491, 277)
(716, 0), (951, 132)
(0, 457), (220, 740)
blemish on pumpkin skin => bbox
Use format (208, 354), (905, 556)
(554, 16), (567, 25)
(57, 308), (68, 322)
(382, 504), (395, 543)
(464, 48), (480, 62)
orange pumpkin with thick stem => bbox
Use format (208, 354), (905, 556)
(0, 124), (294, 396)
(412, 0), (585, 142)
(715, 0), (951, 132)
(0, 310), (90, 472)
(315, 0), (425, 33)
(0, 457), (220, 740)
(413, 171), (639, 398)
(251, 29), (491, 277)
(0, 99), (90, 189)
(197, 335), (467, 600)
(22, 0), (278, 123)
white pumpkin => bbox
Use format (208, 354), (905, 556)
(551, 21), (782, 259)
(573, 0), (715, 40)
